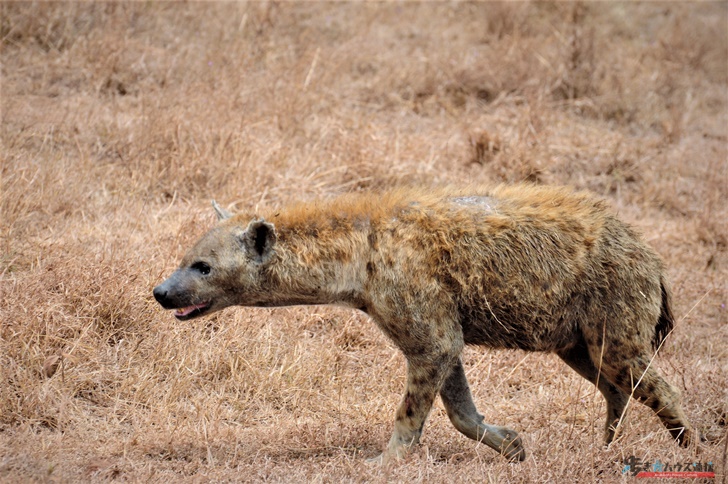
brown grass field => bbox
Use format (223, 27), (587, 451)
(1, 2), (727, 482)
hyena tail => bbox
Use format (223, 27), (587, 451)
(653, 275), (675, 351)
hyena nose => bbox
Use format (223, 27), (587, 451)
(153, 285), (167, 305)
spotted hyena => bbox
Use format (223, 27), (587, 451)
(153, 184), (695, 463)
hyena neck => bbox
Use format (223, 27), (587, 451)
(262, 223), (369, 308)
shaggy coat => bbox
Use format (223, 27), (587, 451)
(154, 184), (694, 462)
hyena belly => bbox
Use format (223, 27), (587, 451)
(455, 296), (584, 352)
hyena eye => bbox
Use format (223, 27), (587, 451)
(191, 261), (211, 275)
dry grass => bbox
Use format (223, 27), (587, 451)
(1, 2), (726, 482)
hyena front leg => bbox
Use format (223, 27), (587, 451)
(371, 351), (461, 464)
(440, 359), (526, 461)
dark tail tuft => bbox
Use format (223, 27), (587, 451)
(653, 275), (675, 351)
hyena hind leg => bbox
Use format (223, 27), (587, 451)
(557, 341), (630, 445)
(439, 359), (525, 461)
(602, 360), (696, 448)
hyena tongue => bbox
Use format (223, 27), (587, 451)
(174, 302), (209, 317)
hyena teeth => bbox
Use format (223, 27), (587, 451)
(174, 302), (209, 317)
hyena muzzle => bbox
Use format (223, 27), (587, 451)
(153, 185), (696, 463)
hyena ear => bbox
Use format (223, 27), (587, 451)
(241, 219), (277, 263)
(212, 200), (232, 221)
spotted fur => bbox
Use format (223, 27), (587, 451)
(154, 184), (695, 463)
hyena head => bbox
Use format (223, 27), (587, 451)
(153, 202), (277, 320)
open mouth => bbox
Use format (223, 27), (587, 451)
(173, 301), (212, 320)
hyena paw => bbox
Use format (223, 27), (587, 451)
(495, 428), (526, 462)
(365, 453), (385, 466)
(366, 439), (413, 465)
(366, 449), (404, 466)
(504, 437), (526, 462)
(676, 427), (706, 449)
